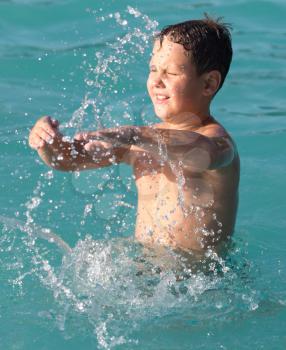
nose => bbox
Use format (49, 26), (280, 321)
(150, 71), (166, 88)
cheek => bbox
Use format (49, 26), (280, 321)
(146, 76), (153, 96)
(173, 79), (200, 100)
(169, 81), (188, 99)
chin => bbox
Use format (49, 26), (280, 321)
(155, 112), (178, 124)
(154, 113), (170, 123)
(153, 106), (173, 122)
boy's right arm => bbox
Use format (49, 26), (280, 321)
(28, 116), (132, 171)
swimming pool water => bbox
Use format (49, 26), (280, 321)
(1, 0), (286, 349)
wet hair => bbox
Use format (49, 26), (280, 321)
(155, 14), (233, 92)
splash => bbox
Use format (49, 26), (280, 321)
(6, 6), (261, 350)
(0, 215), (71, 255)
(35, 236), (262, 349)
(1, 213), (262, 350)
(21, 6), (158, 241)
(61, 6), (158, 133)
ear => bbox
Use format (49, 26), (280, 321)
(202, 70), (222, 97)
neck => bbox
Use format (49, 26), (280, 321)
(163, 108), (212, 131)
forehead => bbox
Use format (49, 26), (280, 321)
(151, 37), (191, 66)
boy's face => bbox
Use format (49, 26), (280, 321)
(147, 37), (206, 123)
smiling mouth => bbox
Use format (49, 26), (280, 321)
(155, 94), (170, 104)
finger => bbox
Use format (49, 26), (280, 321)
(74, 132), (88, 141)
(74, 131), (102, 141)
(50, 118), (59, 128)
(39, 116), (59, 132)
(39, 123), (57, 138)
(37, 127), (55, 144)
(29, 134), (45, 149)
(38, 119), (57, 135)
(39, 115), (53, 125)
(84, 141), (112, 153)
(76, 130), (104, 140)
(84, 141), (99, 152)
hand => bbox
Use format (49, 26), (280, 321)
(74, 129), (127, 157)
(74, 126), (134, 145)
(74, 130), (121, 162)
(29, 116), (60, 150)
(83, 139), (114, 159)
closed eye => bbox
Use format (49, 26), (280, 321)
(149, 65), (179, 76)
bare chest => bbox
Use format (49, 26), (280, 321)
(133, 155), (215, 212)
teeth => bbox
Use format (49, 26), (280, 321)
(156, 95), (169, 100)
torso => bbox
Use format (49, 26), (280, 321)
(129, 119), (240, 253)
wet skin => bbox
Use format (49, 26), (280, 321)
(29, 38), (239, 255)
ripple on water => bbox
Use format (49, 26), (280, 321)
(35, 235), (261, 348)
(1, 220), (278, 349)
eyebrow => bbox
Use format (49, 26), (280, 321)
(149, 62), (186, 71)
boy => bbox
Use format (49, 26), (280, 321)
(29, 16), (239, 255)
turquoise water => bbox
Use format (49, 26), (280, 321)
(1, 0), (286, 349)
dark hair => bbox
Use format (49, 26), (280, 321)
(156, 14), (233, 92)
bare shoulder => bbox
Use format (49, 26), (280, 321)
(198, 120), (230, 139)
(198, 119), (239, 169)
(198, 120), (237, 151)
